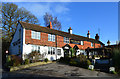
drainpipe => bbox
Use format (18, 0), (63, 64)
(94, 43), (95, 55)
(55, 35), (57, 60)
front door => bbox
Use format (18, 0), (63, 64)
(64, 49), (69, 58)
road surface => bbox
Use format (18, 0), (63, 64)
(2, 63), (119, 79)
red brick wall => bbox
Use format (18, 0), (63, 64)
(25, 29), (101, 49)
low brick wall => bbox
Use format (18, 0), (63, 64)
(10, 61), (54, 72)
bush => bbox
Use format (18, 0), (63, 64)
(24, 59), (30, 65)
(11, 55), (22, 66)
(59, 57), (70, 64)
(44, 58), (48, 63)
(5, 55), (22, 67)
(69, 59), (77, 66)
(6, 55), (13, 67)
(86, 59), (91, 68)
(112, 48), (120, 74)
(59, 57), (64, 62)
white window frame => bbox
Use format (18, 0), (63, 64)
(57, 49), (61, 55)
(31, 31), (40, 40)
(64, 37), (69, 43)
(32, 45), (40, 53)
(48, 47), (55, 55)
(48, 34), (55, 42)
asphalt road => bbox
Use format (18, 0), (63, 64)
(1, 63), (120, 79)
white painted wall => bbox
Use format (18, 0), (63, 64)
(22, 44), (64, 60)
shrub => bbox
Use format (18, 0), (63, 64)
(69, 59), (77, 66)
(59, 57), (64, 62)
(5, 55), (22, 67)
(11, 55), (22, 66)
(112, 48), (120, 67)
(59, 57), (70, 64)
(24, 59), (30, 64)
(44, 58), (48, 63)
(86, 59), (91, 68)
(6, 55), (13, 67)
(70, 48), (75, 58)
(112, 48), (120, 74)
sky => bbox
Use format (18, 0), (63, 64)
(4, 2), (118, 45)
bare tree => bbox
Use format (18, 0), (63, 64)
(43, 12), (62, 30)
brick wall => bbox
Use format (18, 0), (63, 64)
(25, 29), (101, 49)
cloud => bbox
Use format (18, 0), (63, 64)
(15, 3), (52, 18)
(54, 5), (70, 14)
(15, 3), (70, 18)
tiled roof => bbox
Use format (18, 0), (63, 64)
(19, 21), (104, 45)
(105, 44), (120, 48)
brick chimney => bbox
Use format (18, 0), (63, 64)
(95, 34), (99, 40)
(87, 30), (90, 38)
(107, 40), (110, 45)
(68, 27), (72, 34)
(47, 21), (52, 29)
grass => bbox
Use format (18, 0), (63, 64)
(10, 61), (54, 72)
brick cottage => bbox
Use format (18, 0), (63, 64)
(9, 21), (104, 60)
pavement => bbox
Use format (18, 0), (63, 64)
(1, 63), (120, 79)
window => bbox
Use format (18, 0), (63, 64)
(38, 47), (40, 53)
(48, 47), (55, 55)
(31, 31), (40, 40)
(64, 37), (69, 43)
(48, 47), (51, 54)
(91, 43), (94, 47)
(57, 49), (61, 55)
(48, 34), (55, 42)
(81, 41), (84, 45)
(32, 45), (40, 53)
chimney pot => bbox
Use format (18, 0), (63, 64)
(95, 33), (99, 40)
(47, 21), (52, 29)
(68, 27), (72, 34)
(107, 40), (110, 45)
(50, 21), (52, 29)
(87, 30), (90, 38)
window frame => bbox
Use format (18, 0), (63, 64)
(81, 41), (84, 45)
(64, 37), (69, 43)
(91, 42), (94, 47)
(48, 47), (55, 55)
(57, 49), (61, 55)
(31, 31), (41, 40)
(48, 34), (55, 42)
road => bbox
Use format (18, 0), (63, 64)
(2, 63), (119, 79)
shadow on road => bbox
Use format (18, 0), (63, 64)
(2, 71), (67, 79)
